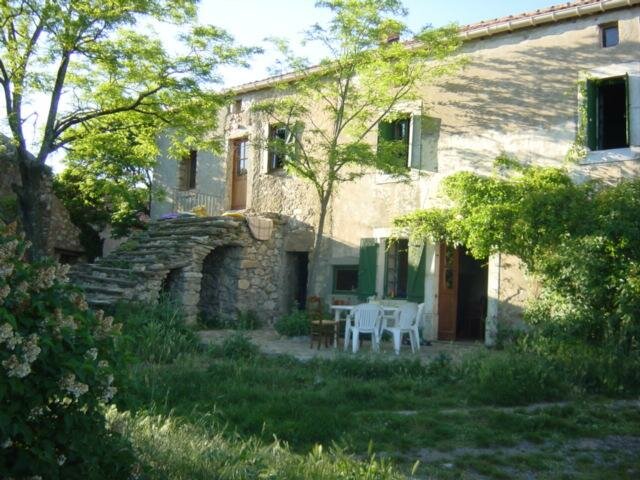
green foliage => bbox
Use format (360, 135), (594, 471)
(109, 407), (404, 480)
(0, 231), (134, 478)
(235, 310), (261, 330)
(0, 0), (257, 258)
(251, 0), (462, 289)
(220, 332), (260, 360)
(199, 310), (262, 330)
(0, 195), (18, 224)
(113, 298), (201, 364)
(460, 351), (570, 406)
(274, 309), (310, 336)
(396, 161), (640, 392)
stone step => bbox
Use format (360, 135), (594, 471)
(147, 229), (227, 240)
(80, 265), (156, 277)
(73, 273), (137, 288)
(78, 283), (128, 296)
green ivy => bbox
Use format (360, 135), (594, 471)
(395, 160), (640, 391)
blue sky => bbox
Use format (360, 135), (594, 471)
(205, 0), (562, 87)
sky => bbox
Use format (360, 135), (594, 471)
(2, 0), (563, 171)
(205, 0), (563, 87)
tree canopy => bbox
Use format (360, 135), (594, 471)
(0, 0), (256, 258)
(251, 0), (462, 291)
(395, 159), (640, 387)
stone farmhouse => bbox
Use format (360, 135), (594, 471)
(148, 0), (640, 345)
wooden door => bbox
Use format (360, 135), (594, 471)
(438, 243), (459, 341)
(231, 138), (247, 210)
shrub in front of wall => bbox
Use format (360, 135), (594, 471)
(274, 309), (310, 337)
(0, 233), (134, 479)
(114, 297), (201, 364)
(221, 332), (260, 359)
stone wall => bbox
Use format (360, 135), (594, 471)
(0, 135), (84, 261)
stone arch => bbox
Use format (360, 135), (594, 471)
(198, 245), (243, 327)
(160, 267), (182, 300)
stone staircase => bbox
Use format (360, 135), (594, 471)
(70, 216), (243, 310)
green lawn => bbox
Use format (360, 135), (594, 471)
(115, 338), (640, 479)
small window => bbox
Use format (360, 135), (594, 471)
(179, 150), (197, 190)
(233, 98), (243, 114)
(377, 117), (410, 168)
(385, 239), (408, 299)
(333, 265), (359, 293)
(600, 23), (619, 48)
(268, 124), (297, 172)
(586, 76), (628, 151)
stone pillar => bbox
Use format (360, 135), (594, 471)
(485, 253), (501, 347)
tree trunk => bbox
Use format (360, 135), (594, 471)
(14, 159), (54, 261)
(307, 189), (332, 297)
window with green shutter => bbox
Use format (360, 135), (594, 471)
(586, 75), (629, 151)
(406, 240), (426, 303)
(377, 117), (410, 169)
(357, 238), (378, 300)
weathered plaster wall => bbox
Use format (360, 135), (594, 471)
(233, 7), (640, 329)
(150, 135), (227, 218)
(150, 6), (640, 336)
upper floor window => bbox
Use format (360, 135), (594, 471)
(268, 124), (298, 172)
(233, 98), (243, 114)
(600, 23), (619, 48)
(586, 76), (628, 151)
(377, 117), (410, 169)
(178, 149), (197, 190)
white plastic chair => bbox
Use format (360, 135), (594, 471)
(344, 303), (384, 353)
(382, 302), (420, 355)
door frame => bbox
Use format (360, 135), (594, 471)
(230, 137), (248, 210)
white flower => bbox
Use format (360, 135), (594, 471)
(57, 454), (66, 466)
(59, 373), (89, 398)
(0, 284), (10, 302)
(2, 438), (12, 448)
(85, 348), (98, 361)
(0, 322), (13, 342)
(2, 354), (31, 378)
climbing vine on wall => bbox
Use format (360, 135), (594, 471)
(395, 158), (640, 390)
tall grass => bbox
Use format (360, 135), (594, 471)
(114, 298), (201, 364)
(108, 407), (404, 480)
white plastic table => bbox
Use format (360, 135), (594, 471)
(329, 304), (398, 349)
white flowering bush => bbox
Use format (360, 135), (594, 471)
(0, 233), (134, 478)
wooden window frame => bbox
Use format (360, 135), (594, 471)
(377, 116), (411, 168)
(600, 22), (619, 48)
(332, 265), (359, 294)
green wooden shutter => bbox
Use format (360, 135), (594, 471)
(586, 79), (598, 151)
(406, 240), (426, 302)
(409, 115), (422, 170)
(357, 238), (378, 300)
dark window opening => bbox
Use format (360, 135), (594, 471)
(385, 239), (408, 298)
(233, 99), (243, 113)
(601, 23), (619, 48)
(587, 76), (628, 151)
(179, 150), (197, 190)
(333, 265), (359, 293)
(268, 125), (289, 171)
(378, 117), (410, 168)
